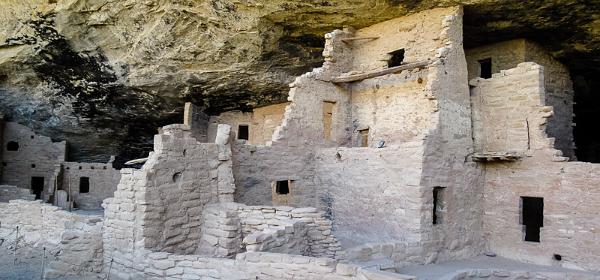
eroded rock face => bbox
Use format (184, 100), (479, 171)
(0, 0), (598, 164)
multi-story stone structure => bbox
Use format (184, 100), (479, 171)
(0, 6), (598, 280)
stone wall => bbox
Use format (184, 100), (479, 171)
(198, 203), (342, 259)
(198, 203), (342, 258)
(0, 184), (35, 202)
(101, 126), (410, 280)
(208, 110), (253, 143)
(445, 269), (597, 280)
(1, 122), (66, 200)
(472, 63), (600, 271)
(465, 39), (575, 159)
(106, 124), (235, 254)
(62, 161), (121, 210)
(183, 102), (210, 142)
(232, 142), (317, 206)
(0, 200), (103, 279)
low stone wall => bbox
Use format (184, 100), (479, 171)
(0, 200), (103, 279)
(109, 250), (414, 280)
(443, 269), (597, 280)
(198, 203), (342, 259)
(0, 185), (35, 202)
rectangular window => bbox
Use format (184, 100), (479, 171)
(79, 177), (90, 193)
(238, 125), (249, 140)
(521, 196), (543, 242)
(387, 49), (405, 67)
(276, 180), (290, 195)
(359, 129), (369, 147)
(479, 58), (492, 79)
(433, 187), (446, 225)
(323, 101), (335, 140)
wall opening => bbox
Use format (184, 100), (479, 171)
(573, 72), (600, 162)
(387, 49), (405, 67)
(238, 125), (249, 140)
(432, 187), (446, 225)
(478, 58), (492, 79)
(521, 196), (543, 242)
(6, 141), (18, 151)
(359, 129), (369, 147)
(79, 177), (90, 193)
(31, 177), (44, 199)
(276, 180), (290, 195)
(323, 101), (336, 140)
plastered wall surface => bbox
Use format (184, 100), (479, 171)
(466, 39), (574, 158)
(251, 103), (289, 145)
(1, 122), (66, 197)
(62, 161), (121, 210)
(473, 63), (600, 272)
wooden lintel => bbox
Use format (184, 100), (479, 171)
(331, 60), (431, 83)
(340, 36), (380, 43)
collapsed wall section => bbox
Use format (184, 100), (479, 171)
(473, 63), (600, 271)
(0, 200), (103, 279)
(466, 39), (575, 159)
(104, 124), (235, 257)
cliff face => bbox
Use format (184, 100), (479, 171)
(0, 0), (598, 164)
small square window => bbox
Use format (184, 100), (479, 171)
(388, 49), (405, 67)
(276, 180), (290, 195)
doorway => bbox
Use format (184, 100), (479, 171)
(31, 177), (44, 200)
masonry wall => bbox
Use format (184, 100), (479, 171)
(418, 8), (485, 263)
(473, 63), (600, 271)
(62, 161), (121, 210)
(0, 200), (103, 279)
(208, 111), (252, 143)
(1, 122), (66, 200)
(0, 184), (35, 201)
(465, 39), (575, 159)
(232, 142), (317, 207)
(101, 127), (405, 280)
(138, 124), (234, 254)
(349, 71), (433, 147)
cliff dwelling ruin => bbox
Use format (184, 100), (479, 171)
(0, 5), (599, 280)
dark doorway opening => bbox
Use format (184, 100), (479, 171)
(521, 196), (543, 242)
(79, 177), (90, 193)
(479, 58), (492, 79)
(238, 125), (249, 140)
(6, 141), (19, 151)
(276, 180), (290, 195)
(31, 177), (44, 199)
(387, 49), (405, 68)
(433, 187), (446, 225)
